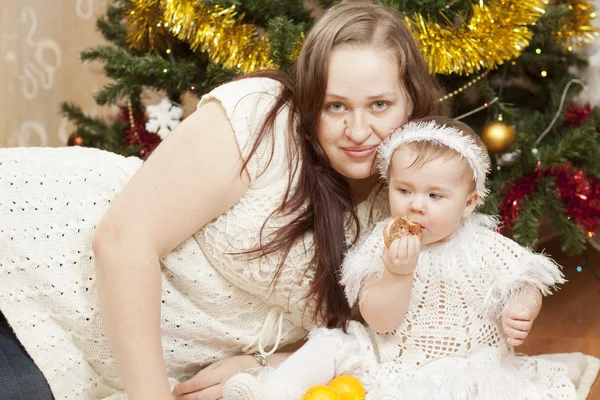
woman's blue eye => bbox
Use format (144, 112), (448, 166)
(372, 101), (388, 110)
(328, 102), (345, 112)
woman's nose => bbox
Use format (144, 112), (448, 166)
(345, 110), (371, 143)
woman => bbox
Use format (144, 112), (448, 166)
(0, 1), (438, 399)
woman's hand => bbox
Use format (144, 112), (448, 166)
(172, 355), (259, 400)
(172, 350), (295, 400)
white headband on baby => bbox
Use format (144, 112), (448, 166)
(377, 120), (491, 204)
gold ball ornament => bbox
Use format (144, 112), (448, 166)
(67, 133), (84, 147)
(480, 120), (515, 153)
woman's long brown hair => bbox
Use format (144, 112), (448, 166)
(237, 1), (439, 329)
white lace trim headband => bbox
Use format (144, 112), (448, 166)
(377, 120), (491, 204)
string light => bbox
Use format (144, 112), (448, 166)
(533, 79), (586, 147)
(454, 97), (499, 121)
(439, 70), (491, 102)
(127, 99), (138, 138)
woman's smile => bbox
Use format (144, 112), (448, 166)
(343, 145), (378, 159)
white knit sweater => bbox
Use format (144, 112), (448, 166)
(0, 78), (389, 399)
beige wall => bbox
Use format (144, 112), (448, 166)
(1, 0), (114, 147)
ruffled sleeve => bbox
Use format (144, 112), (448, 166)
(477, 226), (565, 318)
(340, 219), (389, 307)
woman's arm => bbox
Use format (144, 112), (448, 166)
(93, 101), (250, 400)
(171, 340), (306, 398)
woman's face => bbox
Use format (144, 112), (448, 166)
(317, 45), (412, 183)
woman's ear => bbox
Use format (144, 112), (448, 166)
(462, 191), (479, 218)
(406, 99), (414, 121)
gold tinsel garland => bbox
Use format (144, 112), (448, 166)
(405, 0), (546, 75)
(125, 0), (597, 76)
(162, 0), (277, 72)
(126, 0), (170, 52)
(126, 0), (277, 72)
(555, 0), (598, 48)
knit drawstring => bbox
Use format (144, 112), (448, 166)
(242, 307), (285, 357)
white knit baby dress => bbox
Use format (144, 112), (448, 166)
(0, 77), (389, 399)
(334, 214), (576, 400)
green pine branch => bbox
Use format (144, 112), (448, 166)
(96, 1), (129, 48)
(267, 17), (307, 72)
(80, 45), (227, 105)
(60, 102), (127, 152)
(511, 186), (544, 247)
(543, 181), (588, 254)
(236, 0), (311, 26)
(543, 126), (600, 166)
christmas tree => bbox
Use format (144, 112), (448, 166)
(62, 0), (600, 255)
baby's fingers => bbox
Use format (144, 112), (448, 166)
(388, 238), (402, 262)
(393, 237), (411, 261)
(507, 337), (524, 347)
(504, 325), (529, 340)
(506, 318), (532, 332)
(406, 235), (421, 259)
(509, 307), (534, 321)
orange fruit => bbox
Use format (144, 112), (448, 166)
(327, 375), (366, 400)
(301, 385), (343, 400)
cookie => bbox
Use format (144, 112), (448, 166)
(383, 216), (422, 248)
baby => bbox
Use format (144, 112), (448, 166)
(223, 116), (576, 400)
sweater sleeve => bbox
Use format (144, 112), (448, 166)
(340, 220), (389, 307)
(479, 229), (566, 318)
(197, 77), (293, 185)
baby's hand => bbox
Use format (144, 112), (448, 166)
(383, 235), (421, 275)
(502, 303), (536, 347)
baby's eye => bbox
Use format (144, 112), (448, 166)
(399, 188), (410, 194)
(327, 102), (346, 112)
(429, 193), (442, 199)
(371, 101), (389, 111)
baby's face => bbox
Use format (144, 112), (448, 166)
(387, 147), (478, 245)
